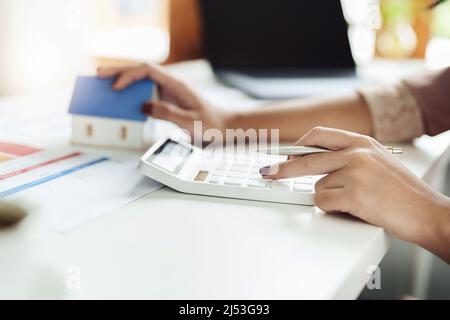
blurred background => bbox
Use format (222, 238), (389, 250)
(0, 0), (449, 299)
(0, 0), (170, 95)
(0, 0), (449, 96)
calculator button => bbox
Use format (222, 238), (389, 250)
(232, 161), (249, 167)
(213, 168), (227, 175)
(294, 180), (311, 186)
(250, 173), (262, 179)
(209, 175), (223, 184)
(294, 183), (313, 192)
(295, 180), (313, 186)
(215, 164), (228, 171)
(229, 166), (248, 173)
(234, 158), (250, 165)
(194, 171), (209, 182)
(295, 176), (314, 182)
(225, 156), (236, 164)
(251, 167), (261, 174)
(224, 177), (246, 186)
(255, 154), (271, 161)
(247, 179), (267, 188)
(230, 163), (248, 168)
(227, 172), (247, 179)
(255, 159), (271, 166)
(270, 181), (292, 191)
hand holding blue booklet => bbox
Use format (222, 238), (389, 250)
(68, 76), (156, 122)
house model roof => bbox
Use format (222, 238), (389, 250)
(69, 76), (154, 122)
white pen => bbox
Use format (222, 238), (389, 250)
(257, 146), (403, 156)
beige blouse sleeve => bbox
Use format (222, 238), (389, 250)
(358, 82), (425, 143)
(358, 67), (450, 143)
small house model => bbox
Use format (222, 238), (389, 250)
(68, 76), (156, 150)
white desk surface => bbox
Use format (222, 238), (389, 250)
(1, 60), (448, 300)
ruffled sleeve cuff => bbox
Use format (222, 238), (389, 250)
(358, 82), (425, 142)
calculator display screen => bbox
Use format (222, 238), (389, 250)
(149, 140), (193, 174)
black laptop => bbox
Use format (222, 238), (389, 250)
(199, 0), (359, 99)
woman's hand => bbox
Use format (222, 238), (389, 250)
(260, 127), (450, 261)
(97, 64), (231, 137)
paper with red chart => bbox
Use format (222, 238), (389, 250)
(0, 144), (162, 232)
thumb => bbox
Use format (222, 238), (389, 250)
(143, 101), (197, 131)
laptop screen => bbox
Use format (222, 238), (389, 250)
(199, 0), (355, 72)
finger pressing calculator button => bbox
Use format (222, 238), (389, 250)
(247, 179), (267, 188)
(224, 177), (246, 186)
(270, 181), (292, 191)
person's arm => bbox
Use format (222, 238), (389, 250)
(358, 67), (450, 142)
(223, 66), (450, 142)
(404, 67), (450, 136)
(234, 67), (446, 143)
(97, 64), (449, 144)
(431, 198), (450, 263)
(228, 94), (373, 141)
(229, 67), (450, 142)
(98, 64), (373, 142)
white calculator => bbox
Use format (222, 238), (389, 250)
(138, 137), (319, 205)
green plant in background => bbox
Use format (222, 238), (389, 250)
(380, 0), (414, 23)
(377, 0), (449, 58)
(432, 0), (450, 37)
(377, 0), (418, 58)
(380, 0), (450, 37)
